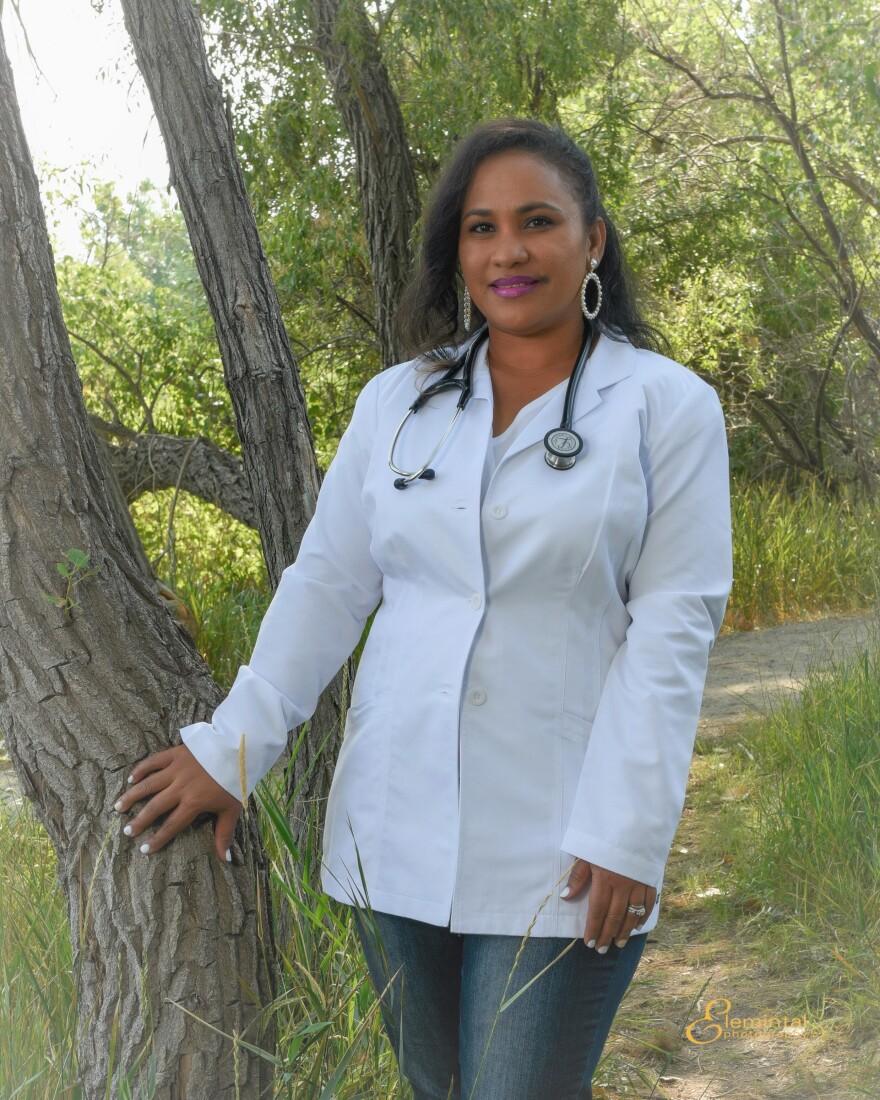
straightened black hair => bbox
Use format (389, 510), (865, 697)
(396, 118), (668, 367)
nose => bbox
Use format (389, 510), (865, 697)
(490, 228), (530, 268)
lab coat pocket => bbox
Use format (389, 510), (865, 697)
(323, 694), (393, 900)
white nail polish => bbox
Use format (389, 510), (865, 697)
(123, 825), (133, 837)
(615, 938), (628, 948)
(114, 799), (124, 812)
(140, 843), (150, 855)
(560, 886), (571, 899)
(587, 939), (596, 948)
(597, 944), (609, 955)
(127, 775), (134, 785)
(225, 849), (232, 863)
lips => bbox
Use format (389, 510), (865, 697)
(489, 276), (542, 298)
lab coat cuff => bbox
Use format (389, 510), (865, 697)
(180, 721), (250, 802)
(179, 665), (304, 798)
(561, 828), (664, 888)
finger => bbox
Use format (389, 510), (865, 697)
(122, 788), (181, 840)
(583, 878), (612, 947)
(635, 888), (658, 932)
(560, 858), (592, 901)
(214, 804), (242, 864)
(127, 748), (178, 787)
(613, 891), (650, 947)
(595, 893), (631, 952)
(138, 805), (200, 855)
(114, 766), (174, 814)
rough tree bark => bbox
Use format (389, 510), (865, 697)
(91, 416), (257, 529)
(309, 0), (420, 368)
(119, 0), (350, 864)
(0, 22), (275, 1099)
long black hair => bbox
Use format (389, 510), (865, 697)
(396, 118), (668, 366)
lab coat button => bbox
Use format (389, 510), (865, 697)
(468, 688), (487, 706)
(469, 593), (482, 609)
(491, 504), (508, 519)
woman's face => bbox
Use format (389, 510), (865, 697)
(457, 150), (606, 339)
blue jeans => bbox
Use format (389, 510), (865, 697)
(351, 907), (646, 1100)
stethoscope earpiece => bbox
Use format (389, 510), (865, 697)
(389, 323), (595, 488)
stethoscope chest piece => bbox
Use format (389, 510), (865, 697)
(544, 427), (584, 470)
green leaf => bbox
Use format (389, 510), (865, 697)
(55, 562), (70, 576)
(65, 548), (89, 568)
(865, 64), (880, 111)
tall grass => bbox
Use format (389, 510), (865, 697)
(726, 479), (880, 631)
(0, 803), (80, 1099)
(247, 772), (407, 1098)
(725, 642), (880, 1034)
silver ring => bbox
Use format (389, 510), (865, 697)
(626, 903), (647, 917)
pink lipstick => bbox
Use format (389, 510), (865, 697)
(490, 276), (541, 298)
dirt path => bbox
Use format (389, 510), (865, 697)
(602, 612), (877, 1100)
(700, 613), (875, 732)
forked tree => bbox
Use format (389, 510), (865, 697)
(0, 19), (276, 1094)
(0, 0), (420, 1090)
(0, 0), (337, 1090)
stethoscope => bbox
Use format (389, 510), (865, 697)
(388, 322), (596, 489)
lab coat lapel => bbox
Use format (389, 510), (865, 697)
(495, 334), (635, 467)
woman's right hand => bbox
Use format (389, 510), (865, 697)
(113, 743), (242, 862)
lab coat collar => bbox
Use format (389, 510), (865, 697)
(470, 330), (635, 462)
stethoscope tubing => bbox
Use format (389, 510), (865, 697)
(388, 322), (594, 487)
(388, 403), (467, 485)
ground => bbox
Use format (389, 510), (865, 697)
(597, 613), (878, 1100)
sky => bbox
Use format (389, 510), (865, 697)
(3, 0), (171, 256)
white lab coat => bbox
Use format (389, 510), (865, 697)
(181, 331), (732, 939)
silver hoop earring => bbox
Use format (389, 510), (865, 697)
(581, 259), (602, 321)
(462, 286), (472, 331)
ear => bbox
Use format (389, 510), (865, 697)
(587, 217), (607, 268)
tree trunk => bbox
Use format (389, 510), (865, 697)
(0, 23), (275, 1099)
(91, 430), (159, 580)
(118, 0), (349, 866)
(308, 0), (420, 368)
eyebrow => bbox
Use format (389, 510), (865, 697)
(461, 201), (565, 219)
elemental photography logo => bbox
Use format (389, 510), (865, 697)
(685, 998), (826, 1044)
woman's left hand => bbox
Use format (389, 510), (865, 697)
(560, 859), (656, 951)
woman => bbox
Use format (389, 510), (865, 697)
(115, 119), (732, 1098)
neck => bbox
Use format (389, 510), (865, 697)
(482, 317), (596, 437)
(485, 317), (586, 379)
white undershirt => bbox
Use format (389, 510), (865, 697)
(481, 377), (568, 501)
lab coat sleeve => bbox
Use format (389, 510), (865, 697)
(561, 381), (732, 886)
(179, 373), (384, 798)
